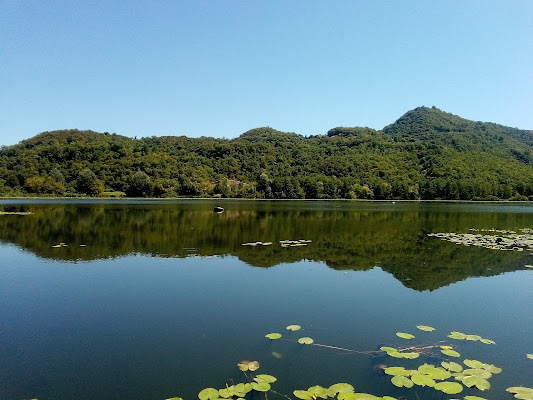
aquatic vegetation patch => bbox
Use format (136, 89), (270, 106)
(428, 228), (533, 252)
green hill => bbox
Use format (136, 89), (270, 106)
(1, 106), (532, 200)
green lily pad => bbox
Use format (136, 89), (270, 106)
(482, 363), (502, 373)
(309, 386), (330, 399)
(417, 364), (451, 380)
(441, 349), (461, 357)
(416, 325), (436, 331)
(464, 396), (488, 400)
(352, 394), (380, 399)
(199, 388), (220, 400)
(448, 331), (467, 340)
(380, 346), (397, 352)
(480, 338), (496, 344)
(254, 374), (277, 384)
(462, 375), (491, 390)
(441, 361), (463, 372)
(286, 325), (302, 331)
(167, 398), (184, 400)
(219, 387), (238, 398)
(272, 351), (283, 359)
(337, 393), (357, 400)
(410, 372), (436, 387)
(463, 369), (492, 379)
(251, 382), (271, 392)
(527, 354), (533, 359)
(464, 359), (484, 369)
(382, 397), (398, 400)
(265, 333), (282, 339)
(465, 334), (483, 341)
(507, 387), (533, 400)
(293, 390), (313, 400)
(434, 381), (463, 394)
(396, 332), (415, 339)
(235, 383), (252, 394)
(328, 383), (354, 394)
(384, 367), (409, 376)
(391, 375), (414, 388)
(387, 351), (405, 358)
(298, 337), (314, 345)
(401, 352), (420, 359)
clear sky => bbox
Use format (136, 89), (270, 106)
(1, 0), (532, 146)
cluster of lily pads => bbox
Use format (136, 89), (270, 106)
(161, 322), (532, 400)
(241, 240), (312, 248)
(427, 228), (533, 252)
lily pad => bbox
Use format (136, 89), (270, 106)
(417, 364), (451, 380)
(271, 351), (282, 359)
(410, 372), (436, 387)
(464, 396), (488, 400)
(307, 386), (328, 399)
(286, 325), (302, 331)
(391, 375), (414, 388)
(480, 338), (496, 344)
(441, 361), (463, 372)
(441, 349), (461, 357)
(482, 363), (502, 374)
(328, 383), (354, 394)
(298, 337), (314, 345)
(380, 346), (397, 352)
(401, 352), (420, 359)
(416, 325), (435, 331)
(382, 397), (398, 400)
(527, 354), (533, 359)
(507, 387), (533, 400)
(463, 368), (492, 379)
(462, 375), (491, 390)
(199, 388), (220, 400)
(251, 382), (270, 392)
(384, 366), (409, 376)
(396, 332), (415, 339)
(167, 398), (184, 400)
(237, 360), (260, 372)
(352, 394), (380, 399)
(265, 333), (282, 339)
(448, 331), (467, 340)
(254, 374), (277, 383)
(337, 393), (357, 400)
(434, 381), (463, 394)
(464, 359), (484, 369)
(293, 390), (313, 400)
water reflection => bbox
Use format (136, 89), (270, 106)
(1, 200), (532, 290)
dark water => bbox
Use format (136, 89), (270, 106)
(0, 200), (532, 400)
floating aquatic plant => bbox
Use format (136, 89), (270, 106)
(416, 325), (435, 331)
(237, 360), (260, 372)
(507, 386), (533, 400)
(286, 324), (301, 331)
(298, 337), (314, 345)
(441, 361), (463, 372)
(441, 349), (461, 357)
(434, 381), (463, 394)
(265, 333), (282, 339)
(395, 332), (414, 339)
(527, 353), (533, 359)
(198, 388), (220, 400)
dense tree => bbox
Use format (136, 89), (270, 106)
(1, 107), (533, 200)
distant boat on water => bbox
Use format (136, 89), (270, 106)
(213, 206), (224, 213)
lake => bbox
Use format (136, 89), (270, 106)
(0, 199), (532, 400)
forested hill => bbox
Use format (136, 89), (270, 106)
(1, 106), (533, 200)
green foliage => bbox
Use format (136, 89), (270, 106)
(75, 168), (103, 196)
(2, 108), (533, 199)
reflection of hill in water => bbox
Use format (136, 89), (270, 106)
(0, 202), (530, 291)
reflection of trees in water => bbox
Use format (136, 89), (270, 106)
(0, 203), (530, 291)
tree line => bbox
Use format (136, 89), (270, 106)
(1, 106), (533, 200)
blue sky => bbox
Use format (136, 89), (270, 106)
(1, 0), (532, 146)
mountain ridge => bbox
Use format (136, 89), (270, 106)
(1, 106), (533, 200)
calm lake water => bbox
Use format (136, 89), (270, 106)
(0, 200), (532, 400)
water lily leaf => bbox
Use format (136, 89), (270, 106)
(251, 382), (270, 392)
(248, 361), (260, 371)
(219, 387), (235, 398)
(396, 332), (414, 339)
(507, 387), (533, 399)
(265, 333), (282, 339)
(401, 352), (420, 359)
(234, 383), (251, 394)
(463, 369), (492, 379)
(293, 391), (313, 400)
(465, 334), (483, 341)
(410, 372), (436, 387)
(462, 375), (490, 390)
(382, 397), (398, 400)
(328, 383), (354, 394)
(441, 349), (461, 357)
(481, 363), (501, 373)
(352, 394), (380, 399)
(380, 346), (397, 352)
(286, 325), (301, 331)
(391, 375), (414, 388)
(448, 331), (467, 340)
(387, 351), (404, 358)
(271, 351), (282, 359)
(337, 393), (357, 400)
(254, 374), (277, 384)
(527, 354), (533, 359)
(464, 359), (484, 369)
(464, 396), (488, 400)
(480, 338), (496, 344)
(298, 337), (314, 345)
(307, 386), (328, 399)
(441, 345), (453, 350)
(167, 398), (184, 400)
(417, 364), (451, 380)
(384, 367), (409, 376)
(434, 381), (463, 394)
(199, 388), (220, 400)
(441, 361), (463, 372)
(416, 325), (435, 332)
